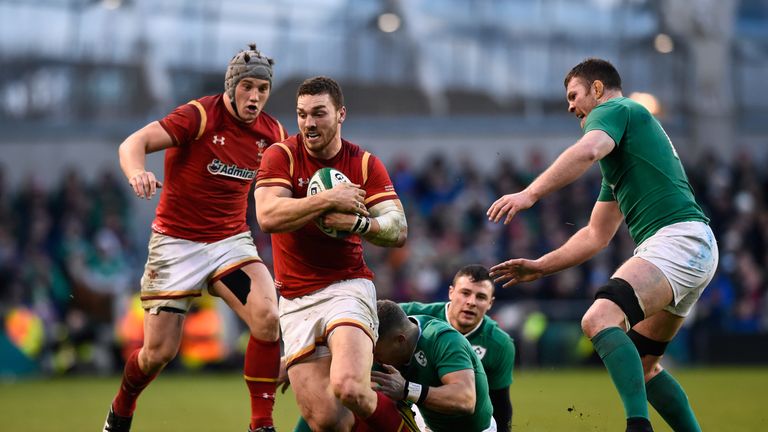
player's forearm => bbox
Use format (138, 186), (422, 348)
(537, 225), (607, 276)
(363, 208), (407, 247)
(420, 383), (475, 415)
(489, 387), (512, 431)
(526, 142), (597, 201)
(256, 194), (331, 233)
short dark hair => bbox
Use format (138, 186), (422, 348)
(453, 264), (493, 287)
(564, 58), (622, 91)
(297, 76), (344, 109)
(377, 299), (408, 339)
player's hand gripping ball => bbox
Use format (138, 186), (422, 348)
(307, 167), (352, 238)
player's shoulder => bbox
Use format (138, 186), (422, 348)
(256, 110), (284, 132)
(481, 316), (514, 345)
(187, 94), (222, 111)
(264, 134), (299, 154)
(418, 315), (462, 341)
(342, 138), (380, 160)
(401, 301), (445, 318)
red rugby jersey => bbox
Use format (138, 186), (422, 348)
(256, 135), (399, 299)
(154, 94), (286, 242)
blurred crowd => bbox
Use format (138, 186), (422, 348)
(1, 148), (766, 375)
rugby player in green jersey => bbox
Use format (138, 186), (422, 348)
(371, 300), (496, 431)
(400, 265), (515, 431)
(487, 58), (718, 432)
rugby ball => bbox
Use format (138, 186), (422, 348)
(307, 167), (352, 238)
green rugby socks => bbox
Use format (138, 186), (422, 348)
(592, 327), (650, 424)
(647, 369), (701, 432)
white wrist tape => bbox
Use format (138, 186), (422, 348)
(406, 381), (424, 404)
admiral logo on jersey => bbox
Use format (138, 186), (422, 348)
(207, 158), (256, 180)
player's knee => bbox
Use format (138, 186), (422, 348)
(331, 374), (367, 410)
(304, 414), (343, 432)
(580, 303), (620, 338)
(583, 278), (645, 336)
(247, 303), (279, 340)
(300, 398), (351, 432)
(142, 343), (179, 372)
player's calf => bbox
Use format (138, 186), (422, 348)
(627, 329), (669, 381)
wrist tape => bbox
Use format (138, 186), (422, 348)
(351, 214), (371, 234)
(403, 380), (429, 405)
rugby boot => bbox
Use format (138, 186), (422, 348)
(103, 406), (132, 432)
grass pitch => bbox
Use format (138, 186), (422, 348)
(1, 367), (765, 431)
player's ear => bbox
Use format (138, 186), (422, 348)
(592, 80), (604, 99)
(338, 106), (346, 124)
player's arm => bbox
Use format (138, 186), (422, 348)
(489, 387), (512, 431)
(371, 364), (474, 415)
(420, 368), (476, 415)
(490, 200), (623, 287)
(254, 183), (367, 233)
(362, 199), (407, 247)
(488, 335), (515, 431)
(488, 130), (615, 224)
(118, 121), (174, 199)
(318, 198), (407, 247)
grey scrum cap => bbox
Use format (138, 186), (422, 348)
(224, 43), (274, 101)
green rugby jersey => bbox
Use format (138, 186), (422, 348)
(583, 97), (708, 244)
(400, 301), (515, 389)
(403, 315), (493, 432)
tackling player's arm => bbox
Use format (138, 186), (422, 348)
(118, 121), (174, 199)
(372, 365), (476, 415)
(255, 183), (368, 233)
(419, 369), (476, 415)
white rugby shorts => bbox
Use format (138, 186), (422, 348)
(634, 221), (719, 317)
(279, 278), (378, 367)
(140, 231), (262, 312)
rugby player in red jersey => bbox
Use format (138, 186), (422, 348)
(103, 44), (285, 432)
(255, 76), (413, 432)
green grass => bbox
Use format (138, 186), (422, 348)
(0, 367), (765, 431)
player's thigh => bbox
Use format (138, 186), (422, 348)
(288, 356), (348, 423)
(327, 325), (375, 389)
(612, 256), (674, 316)
(630, 221), (718, 317)
(142, 310), (185, 361)
(210, 262), (278, 333)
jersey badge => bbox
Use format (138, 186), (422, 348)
(472, 345), (487, 360)
(414, 350), (428, 367)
